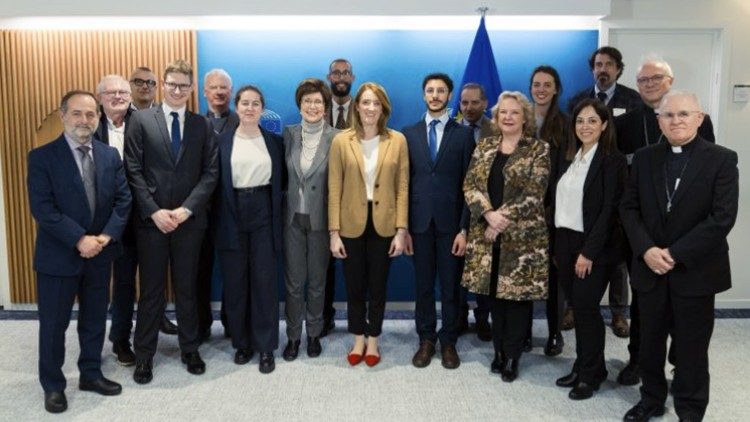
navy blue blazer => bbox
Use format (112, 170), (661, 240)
(214, 126), (284, 252)
(27, 134), (132, 276)
(402, 119), (475, 234)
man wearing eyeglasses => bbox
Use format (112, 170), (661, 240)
(614, 57), (716, 388)
(402, 73), (475, 369)
(620, 90), (737, 422)
(124, 59), (219, 384)
(129, 67), (158, 111)
(321, 58), (357, 337)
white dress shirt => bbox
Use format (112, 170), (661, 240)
(425, 111), (449, 151)
(162, 103), (186, 140)
(555, 143), (599, 232)
(106, 116), (125, 159)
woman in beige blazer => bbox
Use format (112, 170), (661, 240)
(328, 82), (409, 367)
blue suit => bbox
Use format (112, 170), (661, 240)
(402, 118), (474, 346)
(28, 134), (131, 393)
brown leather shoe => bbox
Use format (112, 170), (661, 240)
(441, 344), (460, 369)
(611, 314), (630, 338)
(561, 308), (575, 331)
(412, 340), (435, 368)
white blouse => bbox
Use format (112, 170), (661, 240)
(360, 135), (380, 201)
(555, 143), (598, 232)
(231, 133), (272, 188)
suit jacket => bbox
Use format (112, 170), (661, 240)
(327, 101), (351, 129)
(27, 134), (131, 276)
(568, 83), (643, 115)
(402, 118), (475, 234)
(124, 106), (219, 230)
(615, 104), (715, 159)
(214, 126), (284, 252)
(207, 110), (239, 137)
(328, 128), (409, 238)
(619, 137), (738, 296)
(282, 123), (337, 231)
(553, 147), (627, 264)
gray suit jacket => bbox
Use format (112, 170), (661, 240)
(282, 123), (338, 231)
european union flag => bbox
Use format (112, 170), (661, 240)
(452, 16), (503, 118)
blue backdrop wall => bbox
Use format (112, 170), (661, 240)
(198, 28), (598, 302)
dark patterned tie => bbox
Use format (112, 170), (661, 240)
(335, 105), (346, 129)
(597, 91), (608, 104)
(77, 145), (96, 216)
(428, 119), (439, 162)
(470, 123), (479, 142)
(170, 111), (181, 159)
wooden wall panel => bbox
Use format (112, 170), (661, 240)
(0, 30), (198, 303)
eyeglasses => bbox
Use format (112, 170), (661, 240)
(302, 98), (324, 107)
(130, 78), (157, 88)
(329, 70), (352, 78)
(164, 81), (192, 91)
(425, 88), (448, 95)
(657, 110), (702, 121)
(636, 74), (670, 86)
(101, 90), (131, 97)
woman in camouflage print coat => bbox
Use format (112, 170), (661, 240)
(462, 91), (550, 381)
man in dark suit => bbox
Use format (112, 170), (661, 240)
(620, 90), (738, 422)
(321, 58), (356, 336)
(615, 57), (716, 387)
(125, 59), (219, 384)
(196, 68), (239, 340)
(28, 90), (131, 413)
(455, 82), (495, 341)
(403, 73), (475, 369)
(567, 46), (642, 337)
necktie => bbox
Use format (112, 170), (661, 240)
(428, 119), (439, 162)
(170, 111), (181, 159)
(77, 145), (96, 216)
(335, 105), (346, 129)
(596, 92), (608, 104)
(470, 123), (479, 142)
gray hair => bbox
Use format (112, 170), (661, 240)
(96, 74), (130, 95)
(656, 89), (703, 114)
(637, 54), (674, 78)
(203, 68), (233, 87)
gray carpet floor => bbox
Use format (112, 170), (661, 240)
(0, 319), (748, 421)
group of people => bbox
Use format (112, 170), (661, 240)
(27, 47), (737, 422)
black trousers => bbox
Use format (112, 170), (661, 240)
(489, 245), (532, 359)
(196, 222), (228, 332)
(218, 188), (279, 352)
(108, 242), (138, 344)
(323, 257), (337, 323)
(556, 228), (610, 384)
(134, 225), (204, 359)
(412, 221), (461, 346)
(527, 257), (564, 338)
(341, 205), (393, 337)
(638, 281), (714, 421)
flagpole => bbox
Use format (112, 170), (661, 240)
(476, 7), (489, 18)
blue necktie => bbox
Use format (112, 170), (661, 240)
(170, 111), (181, 160)
(428, 119), (439, 162)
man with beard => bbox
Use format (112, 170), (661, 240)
(28, 90), (131, 413)
(196, 68), (238, 340)
(614, 57), (715, 387)
(566, 46), (642, 338)
(129, 67), (158, 111)
(454, 82), (494, 341)
(321, 58), (356, 336)
(402, 73), (475, 369)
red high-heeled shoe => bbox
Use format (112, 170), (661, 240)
(347, 345), (366, 366)
(364, 348), (380, 367)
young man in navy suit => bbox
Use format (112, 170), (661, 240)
(28, 90), (131, 413)
(402, 73), (475, 369)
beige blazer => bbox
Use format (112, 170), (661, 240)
(328, 128), (409, 238)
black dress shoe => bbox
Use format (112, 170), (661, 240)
(617, 361), (641, 386)
(133, 359), (153, 384)
(44, 391), (67, 413)
(159, 315), (178, 335)
(112, 341), (136, 366)
(568, 381), (599, 400)
(181, 351), (206, 375)
(320, 318), (335, 338)
(522, 337), (533, 353)
(623, 402), (665, 421)
(234, 348), (254, 365)
(500, 357), (519, 382)
(79, 377), (122, 396)
(490, 352), (504, 374)
(259, 352), (275, 374)
(307, 336), (322, 358)
(544, 332), (564, 357)
(555, 372), (578, 387)
(475, 319), (492, 342)
(283, 340), (300, 361)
